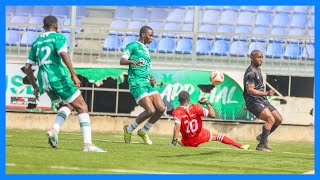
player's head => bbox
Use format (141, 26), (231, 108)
(43, 15), (58, 32)
(250, 50), (264, 67)
(178, 91), (190, 105)
(139, 26), (153, 44)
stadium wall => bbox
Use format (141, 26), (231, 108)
(6, 112), (314, 143)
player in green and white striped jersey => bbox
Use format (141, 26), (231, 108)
(120, 26), (166, 145)
(25, 15), (105, 152)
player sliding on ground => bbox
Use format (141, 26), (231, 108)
(171, 91), (250, 150)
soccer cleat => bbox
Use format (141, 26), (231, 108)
(256, 134), (272, 150)
(256, 143), (272, 152)
(137, 130), (152, 145)
(47, 128), (58, 148)
(82, 144), (106, 152)
(240, 144), (251, 150)
(123, 125), (132, 143)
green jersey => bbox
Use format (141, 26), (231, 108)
(27, 31), (69, 93)
(122, 41), (152, 81)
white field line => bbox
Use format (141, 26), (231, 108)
(303, 170), (315, 174)
(6, 163), (183, 174)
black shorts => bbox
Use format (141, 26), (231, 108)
(245, 99), (276, 118)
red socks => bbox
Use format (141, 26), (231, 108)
(216, 135), (242, 148)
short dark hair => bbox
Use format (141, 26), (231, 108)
(250, 50), (262, 58)
(139, 26), (153, 37)
(178, 91), (190, 104)
(43, 15), (58, 29)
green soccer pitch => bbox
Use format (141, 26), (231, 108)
(6, 129), (314, 174)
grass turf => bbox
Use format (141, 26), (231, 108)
(6, 129), (314, 174)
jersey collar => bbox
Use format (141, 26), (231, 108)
(42, 31), (57, 36)
(136, 41), (148, 48)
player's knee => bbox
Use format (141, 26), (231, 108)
(157, 105), (166, 114)
(267, 116), (275, 125)
(146, 108), (156, 116)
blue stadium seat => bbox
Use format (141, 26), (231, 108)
(52, 6), (70, 18)
(180, 24), (193, 39)
(266, 43), (283, 58)
(288, 28), (305, 43)
(196, 39), (212, 55)
(20, 31), (38, 46)
(149, 8), (167, 22)
(219, 10), (237, 25)
(109, 20), (128, 36)
(9, 16), (28, 31)
(6, 30), (20, 46)
(103, 35), (122, 51)
(162, 23), (180, 38)
(114, 6), (132, 20)
(121, 36), (138, 50)
(308, 16), (314, 29)
(237, 12), (255, 26)
(175, 39), (193, 54)
(251, 27), (269, 42)
(290, 14), (307, 29)
(147, 22), (163, 37)
(302, 44), (314, 60)
(212, 40), (230, 56)
(223, 6), (240, 11)
(240, 6), (257, 12)
(266, 43), (283, 59)
(146, 38), (158, 53)
(275, 6), (293, 13)
(61, 18), (82, 33)
(6, 6), (15, 15)
(233, 26), (251, 41)
(229, 41), (248, 57)
(293, 6), (310, 14)
(32, 6), (53, 17)
(166, 9), (186, 23)
(76, 6), (87, 18)
(62, 33), (78, 47)
(273, 13), (289, 28)
(132, 7), (149, 21)
(184, 9), (195, 23)
(257, 6), (275, 13)
(158, 38), (175, 53)
(247, 42), (266, 56)
(284, 43), (302, 59)
(255, 13), (272, 27)
(126, 21), (145, 36)
(197, 24), (217, 40)
(269, 28), (287, 43)
(205, 6), (223, 11)
(15, 6), (33, 16)
(27, 16), (43, 32)
(216, 25), (234, 41)
(202, 10), (220, 25)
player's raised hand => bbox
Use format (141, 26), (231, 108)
(72, 75), (81, 88)
(198, 97), (211, 105)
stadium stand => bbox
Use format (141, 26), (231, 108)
(266, 43), (284, 59)
(175, 38), (193, 54)
(229, 41), (248, 57)
(212, 40), (229, 56)
(284, 43), (302, 59)
(196, 39), (212, 55)
(103, 35), (122, 51)
(158, 37), (175, 53)
(20, 31), (38, 46)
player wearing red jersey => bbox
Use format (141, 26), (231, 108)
(171, 91), (250, 150)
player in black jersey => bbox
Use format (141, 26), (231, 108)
(243, 50), (283, 152)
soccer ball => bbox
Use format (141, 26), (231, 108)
(210, 70), (224, 85)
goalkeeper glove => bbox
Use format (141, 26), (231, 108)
(198, 97), (211, 106)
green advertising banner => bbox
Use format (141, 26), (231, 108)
(75, 68), (249, 120)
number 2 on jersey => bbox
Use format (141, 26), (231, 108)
(36, 46), (52, 66)
(184, 119), (198, 133)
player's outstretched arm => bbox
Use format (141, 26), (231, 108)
(171, 123), (181, 146)
(120, 58), (141, 66)
(199, 98), (216, 118)
(246, 84), (275, 96)
(60, 52), (81, 88)
(25, 63), (39, 100)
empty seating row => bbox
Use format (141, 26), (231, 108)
(6, 6), (87, 18)
(102, 35), (314, 60)
(7, 16), (82, 33)
(113, 6), (314, 28)
(6, 30), (76, 47)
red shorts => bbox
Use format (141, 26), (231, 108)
(181, 128), (212, 147)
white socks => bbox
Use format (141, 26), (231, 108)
(53, 106), (71, 132)
(141, 122), (153, 133)
(127, 120), (138, 133)
(78, 113), (92, 144)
